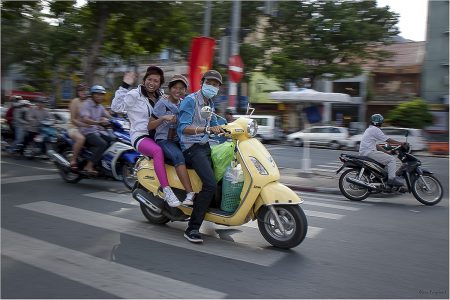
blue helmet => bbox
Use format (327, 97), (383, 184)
(90, 85), (106, 94)
(370, 114), (384, 126)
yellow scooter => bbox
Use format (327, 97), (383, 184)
(132, 107), (308, 249)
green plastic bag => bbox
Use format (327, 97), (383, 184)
(210, 141), (235, 182)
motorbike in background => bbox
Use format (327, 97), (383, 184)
(23, 118), (59, 159)
(48, 117), (140, 189)
(337, 143), (443, 206)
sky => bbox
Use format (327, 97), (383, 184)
(74, 0), (429, 41)
(376, 0), (428, 41)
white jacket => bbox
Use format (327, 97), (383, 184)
(112, 85), (154, 148)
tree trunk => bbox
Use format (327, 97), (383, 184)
(84, 4), (109, 87)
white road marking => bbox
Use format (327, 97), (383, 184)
(302, 201), (360, 211)
(16, 201), (286, 267)
(303, 209), (343, 220)
(298, 192), (374, 206)
(1, 174), (60, 184)
(2, 229), (226, 299)
(84, 192), (137, 206)
(242, 221), (323, 238)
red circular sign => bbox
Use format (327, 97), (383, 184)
(228, 55), (244, 83)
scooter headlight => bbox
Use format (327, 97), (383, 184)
(249, 156), (268, 175)
(247, 119), (258, 137)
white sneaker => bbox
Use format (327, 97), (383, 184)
(183, 192), (196, 206)
(163, 187), (181, 207)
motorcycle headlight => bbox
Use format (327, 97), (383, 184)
(249, 156), (268, 175)
(247, 119), (258, 137)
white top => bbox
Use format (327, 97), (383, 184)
(359, 125), (388, 156)
(112, 85), (154, 147)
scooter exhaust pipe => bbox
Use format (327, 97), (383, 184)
(132, 188), (163, 214)
(47, 150), (70, 168)
(346, 177), (376, 189)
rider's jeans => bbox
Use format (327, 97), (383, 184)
(12, 126), (26, 150)
(367, 151), (396, 179)
(85, 132), (113, 165)
(183, 143), (217, 232)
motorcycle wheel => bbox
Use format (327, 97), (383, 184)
(23, 144), (34, 160)
(59, 150), (82, 183)
(339, 169), (370, 201)
(257, 205), (307, 249)
(412, 174), (443, 206)
(140, 203), (170, 224)
(121, 162), (136, 190)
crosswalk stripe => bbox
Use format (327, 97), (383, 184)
(242, 221), (323, 238)
(2, 229), (226, 299)
(1, 174), (60, 184)
(303, 209), (343, 220)
(310, 168), (336, 173)
(302, 201), (359, 211)
(16, 201), (286, 267)
(316, 164), (340, 168)
(86, 192), (325, 239)
(85, 191), (346, 220)
(84, 192), (137, 206)
(298, 192), (374, 206)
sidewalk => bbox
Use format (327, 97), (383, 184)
(279, 167), (341, 195)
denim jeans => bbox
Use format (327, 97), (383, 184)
(183, 143), (217, 231)
(156, 140), (186, 166)
(85, 132), (113, 165)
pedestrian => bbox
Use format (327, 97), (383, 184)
(79, 85), (113, 175)
(111, 66), (180, 207)
(148, 74), (196, 205)
(178, 70), (226, 243)
(67, 83), (89, 170)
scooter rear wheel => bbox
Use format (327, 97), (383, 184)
(140, 203), (170, 224)
(257, 205), (308, 249)
(59, 150), (82, 183)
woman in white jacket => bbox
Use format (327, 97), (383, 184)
(111, 66), (180, 207)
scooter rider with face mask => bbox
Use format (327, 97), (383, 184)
(177, 70), (226, 243)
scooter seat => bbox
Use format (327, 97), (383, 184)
(345, 154), (386, 166)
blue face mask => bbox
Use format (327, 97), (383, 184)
(201, 84), (219, 99)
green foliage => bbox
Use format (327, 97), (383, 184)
(386, 98), (433, 129)
(262, 0), (399, 84)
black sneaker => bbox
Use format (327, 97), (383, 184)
(184, 229), (203, 243)
(387, 178), (404, 186)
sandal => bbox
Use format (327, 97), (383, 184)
(70, 161), (78, 171)
(81, 169), (98, 177)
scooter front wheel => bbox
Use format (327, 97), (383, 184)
(257, 205), (308, 249)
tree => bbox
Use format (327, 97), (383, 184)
(261, 0), (399, 85)
(386, 98), (433, 129)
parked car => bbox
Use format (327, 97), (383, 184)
(345, 127), (427, 152)
(233, 114), (284, 143)
(286, 126), (349, 149)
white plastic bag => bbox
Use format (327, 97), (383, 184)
(223, 161), (244, 184)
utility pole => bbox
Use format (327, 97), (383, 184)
(228, 0), (241, 110)
(203, 1), (212, 36)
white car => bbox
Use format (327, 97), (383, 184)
(286, 126), (349, 149)
(346, 127), (427, 152)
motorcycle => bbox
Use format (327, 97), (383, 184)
(337, 143), (443, 205)
(23, 118), (59, 159)
(131, 106), (308, 249)
(48, 117), (140, 189)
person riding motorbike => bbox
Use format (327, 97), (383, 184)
(359, 114), (407, 186)
(79, 85), (113, 176)
(10, 99), (31, 154)
(148, 74), (196, 206)
(111, 66), (180, 207)
(67, 82), (89, 170)
(5, 95), (23, 135)
(177, 69), (226, 243)
(25, 96), (52, 156)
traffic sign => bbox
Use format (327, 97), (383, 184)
(228, 55), (244, 83)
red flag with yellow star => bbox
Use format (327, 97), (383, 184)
(188, 37), (216, 93)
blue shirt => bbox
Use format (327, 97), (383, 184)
(177, 91), (219, 151)
(152, 97), (180, 142)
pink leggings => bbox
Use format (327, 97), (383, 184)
(137, 137), (169, 187)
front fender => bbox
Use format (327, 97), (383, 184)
(253, 181), (303, 214)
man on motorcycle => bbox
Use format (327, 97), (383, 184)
(178, 70), (226, 243)
(359, 114), (406, 186)
(25, 97), (52, 156)
(10, 99), (31, 154)
(79, 85), (113, 175)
